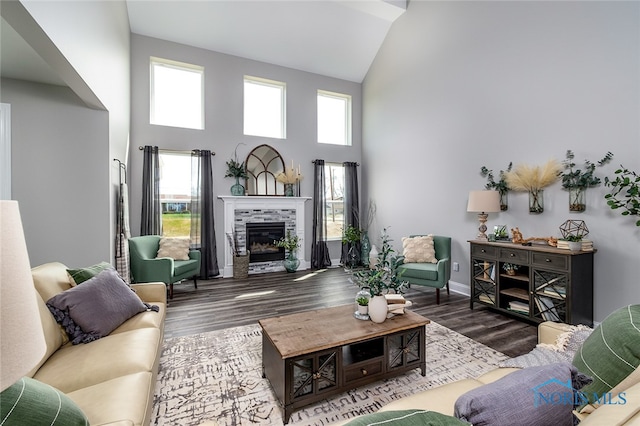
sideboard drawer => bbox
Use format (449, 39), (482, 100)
(471, 244), (497, 258)
(343, 359), (383, 384)
(532, 253), (569, 271)
(499, 248), (529, 263)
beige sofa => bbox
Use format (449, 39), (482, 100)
(28, 262), (166, 426)
(336, 321), (640, 425)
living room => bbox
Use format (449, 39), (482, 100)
(1, 1), (639, 424)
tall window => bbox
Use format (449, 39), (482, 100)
(244, 76), (286, 139)
(324, 163), (345, 240)
(150, 57), (204, 130)
(159, 153), (192, 238)
(317, 90), (351, 146)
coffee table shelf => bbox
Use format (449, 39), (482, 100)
(259, 305), (430, 423)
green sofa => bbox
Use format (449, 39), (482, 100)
(129, 235), (201, 298)
(397, 235), (451, 304)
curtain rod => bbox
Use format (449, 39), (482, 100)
(138, 146), (215, 156)
(312, 160), (360, 166)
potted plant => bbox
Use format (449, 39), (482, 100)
(560, 235), (583, 252)
(561, 150), (613, 212)
(605, 165), (640, 227)
(480, 162), (512, 211)
(356, 296), (369, 315)
(502, 263), (519, 276)
(342, 225), (362, 268)
(350, 228), (407, 323)
(504, 159), (563, 213)
(225, 148), (248, 196)
(274, 230), (301, 272)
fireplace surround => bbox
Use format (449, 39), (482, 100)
(218, 196), (310, 277)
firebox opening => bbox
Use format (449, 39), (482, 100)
(246, 222), (286, 263)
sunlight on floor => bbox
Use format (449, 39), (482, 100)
(235, 290), (275, 299)
(293, 269), (328, 282)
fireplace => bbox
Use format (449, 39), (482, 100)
(246, 222), (285, 263)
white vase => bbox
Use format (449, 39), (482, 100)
(368, 295), (388, 323)
(568, 241), (582, 252)
(369, 245), (379, 269)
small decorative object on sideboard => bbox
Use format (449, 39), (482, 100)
(557, 219), (593, 252)
(561, 150), (613, 212)
(502, 263), (519, 276)
(354, 289), (370, 320)
(494, 225), (509, 241)
(274, 230), (301, 272)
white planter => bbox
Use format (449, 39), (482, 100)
(567, 241), (582, 252)
(368, 295), (388, 323)
(357, 305), (368, 315)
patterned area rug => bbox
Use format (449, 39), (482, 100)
(152, 321), (508, 425)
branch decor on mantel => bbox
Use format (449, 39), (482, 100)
(504, 159), (562, 214)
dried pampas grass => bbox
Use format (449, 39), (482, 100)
(505, 159), (562, 191)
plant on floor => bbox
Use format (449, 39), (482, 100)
(226, 228), (246, 256)
(350, 228), (406, 297)
(342, 225), (361, 244)
(605, 165), (640, 226)
(274, 230), (300, 253)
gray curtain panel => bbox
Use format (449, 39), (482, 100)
(340, 161), (360, 265)
(191, 150), (219, 279)
(311, 160), (332, 269)
(140, 145), (162, 235)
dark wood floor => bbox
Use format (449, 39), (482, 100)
(164, 267), (538, 357)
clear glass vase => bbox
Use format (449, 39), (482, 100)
(569, 187), (586, 212)
(284, 183), (295, 197)
(230, 176), (245, 196)
(360, 232), (371, 267)
(499, 190), (508, 211)
(529, 189), (544, 214)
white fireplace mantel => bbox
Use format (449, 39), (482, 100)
(218, 196), (311, 277)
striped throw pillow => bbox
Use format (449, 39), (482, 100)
(572, 304), (640, 407)
(0, 377), (88, 425)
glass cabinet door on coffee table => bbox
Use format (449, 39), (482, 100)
(289, 349), (338, 401)
(387, 330), (422, 371)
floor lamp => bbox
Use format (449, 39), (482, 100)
(467, 191), (501, 241)
(1, 201), (46, 392)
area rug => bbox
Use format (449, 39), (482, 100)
(152, 321), (508, 426)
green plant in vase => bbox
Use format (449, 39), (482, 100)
(605, 166), (640, 227)
(225, 146), (248, 196)
(356, 296), (369, 306)
(480, 162), (512, 211)
(502, 263), (519, 275)
(274, 230), (301, 272)
(561, 150), (613, 212)
(342, 225), (362, 268)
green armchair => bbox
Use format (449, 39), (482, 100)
(128, 235), (201, 299)
(397, 235), (451, 304)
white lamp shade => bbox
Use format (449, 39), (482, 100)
(1, 201), (46, 391)
(467, 190), (501, 213)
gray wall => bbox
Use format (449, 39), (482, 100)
(363, 1), (640, 322)
(1, 78), (110, 266)
(1, 0), (131, 267)
(130, 34), (363, 265)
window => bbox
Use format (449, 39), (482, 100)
(150, 57), (204, 130)
(324, 163), (345, 240)
(244, 76), (286, 139)
(317, 90), (351, 146)
(159, 153), (192, 238)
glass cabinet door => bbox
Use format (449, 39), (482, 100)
(472, 259), (497, 306)
(532, 269), (567, 323)
(388, 330), (421, 370)
(289, 350), (338, 400)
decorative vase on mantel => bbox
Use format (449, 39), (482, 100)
(230, 176), (245, 196)
(368, 295), (388, 324)
(284, 183), (295, 197)
(283, 250), (300, 273)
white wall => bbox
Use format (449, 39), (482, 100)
(130, 34), (362, 265)
(363, 1), (640, 322)
(1, 78), (110, 266)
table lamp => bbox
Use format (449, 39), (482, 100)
(467, 190), (501, 240)
(1, 200), (47, 392)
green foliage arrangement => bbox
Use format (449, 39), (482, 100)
(342, 225), (361, 244)
(480, 162), (513, 194)
(561, 150), (613, 189)
(274, 230), (301, 252)
(561, 235), (583, 242)
(350, 228), (407, 297)
(502, 263), (519, 272)
(225, 145), (248, 179)
(356, 296), (369, 306)
(605, 166), (640, 227)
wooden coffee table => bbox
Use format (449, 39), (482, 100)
(259, 305), (430, 423)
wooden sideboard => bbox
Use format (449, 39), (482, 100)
(469, 240), (594, 326)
